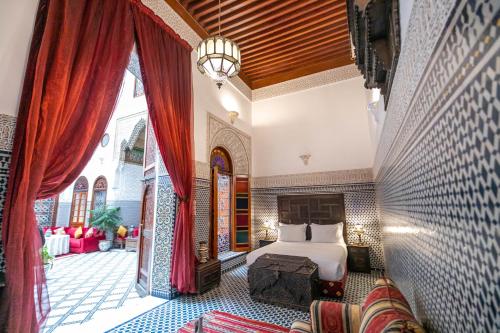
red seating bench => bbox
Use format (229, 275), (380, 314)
(43, 227), (105, 254)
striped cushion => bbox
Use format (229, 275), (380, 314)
(360, 278), (425, 333)
(310, 301), (361, 333)
(178, 310), (289, 333)
(290, 320), (313, 333)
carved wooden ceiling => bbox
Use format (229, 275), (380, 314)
(165, 0), (354, 89)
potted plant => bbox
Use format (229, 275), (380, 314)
(41, 245), (54, 275)
(89, 206), (122, 251)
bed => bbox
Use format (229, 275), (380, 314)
(247, 193), (349, 298)
(246, 241), (347, 281)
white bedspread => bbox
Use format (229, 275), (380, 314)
(246, 241), (348, 281)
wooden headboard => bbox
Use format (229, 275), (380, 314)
(277, 194), (347, 241)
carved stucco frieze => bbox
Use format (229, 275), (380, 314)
(207, 114), (251, 176)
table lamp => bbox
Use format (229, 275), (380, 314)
(354, 224), (365, 244)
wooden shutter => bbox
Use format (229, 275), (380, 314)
(232, 176), (250, 252)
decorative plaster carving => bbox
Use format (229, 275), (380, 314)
(252, 65), (361, 101)
(0, 114), (16, 151)
(228, 76), (252, 100)
(251, 168), (373, 189)
(194, 161), (210, 180)
(207, 114), (251, 176)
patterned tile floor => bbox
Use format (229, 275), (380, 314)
(107, 266), (384, 333)
(43, 250), (140, 333)
(217, 250), (244, 261)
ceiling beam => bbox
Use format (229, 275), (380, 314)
(242, 31), (349, 63)
(194, 0), (247, 22)
(250, 55), (354, 89)
(239, 18), (348, 52)
(164, 0), (208, 38)
(224, 1), (344, 41)
(204, 0), (295, 32)
(244, 47), (351, 77)
(243, 40), (350, 75)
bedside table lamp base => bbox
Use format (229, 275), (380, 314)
(357, 234), (362, 245)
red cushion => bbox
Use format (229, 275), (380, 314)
(66, 227), (79, 238)
(310, 301), (361, 333)
(132, 228), (139, 238)
(69, 238), (82, 248)
(360, 278), (424, 333)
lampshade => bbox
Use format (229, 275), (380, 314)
(197, 36), (241, 89)
(354, 224), (365, 234)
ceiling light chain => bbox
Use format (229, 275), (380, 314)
(196, 0), (241, 89)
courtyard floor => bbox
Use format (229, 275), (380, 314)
(43, 250), (142, 333)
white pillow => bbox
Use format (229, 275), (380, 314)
(310, 223), (344, 243)
(277, 224), (307, 242)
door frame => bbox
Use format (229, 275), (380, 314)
(136, 184), (152, 296)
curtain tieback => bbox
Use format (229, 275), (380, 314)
(179, 195), (190, 202)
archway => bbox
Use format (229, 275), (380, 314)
(91, 176), (108, 211)
(209, 147), (233, 259)
(70, 176), (89, 228)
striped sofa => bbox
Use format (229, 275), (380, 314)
(291, 278), (425, 333)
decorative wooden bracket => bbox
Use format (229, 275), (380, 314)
(347, 0), (401, 109)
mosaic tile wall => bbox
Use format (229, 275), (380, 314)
(151, 174), (178, 299)
(194, 178), (210, 256)
(251, 183), (384, 270)
(0, 149), (12, 275)
(0, 114), (16, 277)
(34, 197), (58, 228)
(375, 0), (499, 332)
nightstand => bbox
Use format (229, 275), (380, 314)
(259, 239), (275, 248)
(195, 259), (221, 294)
(347, 244), (371, 273)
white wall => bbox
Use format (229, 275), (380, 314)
(192, 52), (252, 163)
(0, 0), (38, 116)
(252, 77), (374, 177)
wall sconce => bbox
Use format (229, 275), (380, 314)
(299, 154), (311, 165)
(228, 111), (239, 124)
(354, 224), (365, 244)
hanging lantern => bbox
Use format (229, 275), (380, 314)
(196, 0), (241, 89)
(197, 36), (241, 89)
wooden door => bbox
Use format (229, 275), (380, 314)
(136, 183), (154, 295)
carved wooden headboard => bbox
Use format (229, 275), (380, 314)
(277, 194), (347, 241)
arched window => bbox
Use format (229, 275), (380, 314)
(210, 147), (233, 258)
(91, 176), (108, 211)
(70, 176), (89, 227)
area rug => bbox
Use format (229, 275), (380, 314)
(106, 266), (383, 333)
(178, 310), (289, 333)
(43, 250), (140, 333)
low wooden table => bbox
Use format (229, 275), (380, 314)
(113, 238), (125, 249)
(125, 237), (138, 252)
(195, 259), (221, 294)
(248, 254), (319, 311)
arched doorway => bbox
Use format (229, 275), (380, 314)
(70, 176), (89, 228)
(91, 176), (108, 211)
(210, 147), (233, 259)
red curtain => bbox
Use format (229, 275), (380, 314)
(0, 1), (135, 331)
(131, 2), (196, 293)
